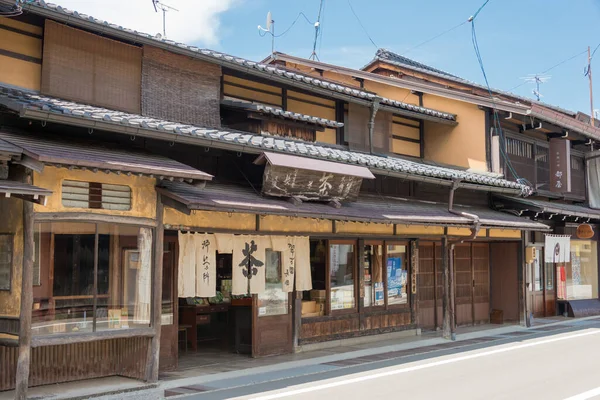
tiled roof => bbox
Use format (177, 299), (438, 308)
(18, 1), (456, 124)
(158, 181), (548, 231)
(0, 130), (213, 181)
(0, 84), (532, 195)
(370, 49), (577, 117)
(0, 138), (22, 156)
(221, 99), (344, 128)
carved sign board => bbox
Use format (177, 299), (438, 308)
(262, 165), (364, 201)
(576, 224), (595, 239)
(255, 152), (374, 202)
(549, 138), (571, 193)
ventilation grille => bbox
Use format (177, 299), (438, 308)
(62, 180), (131, 210)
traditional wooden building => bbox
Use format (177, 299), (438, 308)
(0, 2), (571, 398)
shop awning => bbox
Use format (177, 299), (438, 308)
(0, 138), (22, 160)
(158, 181), (549, 231)
(0, 131), (212, 182)
(494, 195), (600, 222)
(0, 179), (52, 205)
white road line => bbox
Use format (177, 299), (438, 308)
(249, 329), (600, 400)
(564, 386), (600, 400)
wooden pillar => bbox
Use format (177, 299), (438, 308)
(441, 237), (451, 339)
(146, 194), (164, 382)
(519, 231), (529, 327)
(292, 291), (302, 350)
(15, 170), (34, 400)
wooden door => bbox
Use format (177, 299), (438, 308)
(531, 247), (545, 317)
(417, 243), (443, 329)
(160, 238), (178, 371)
(472, 243), (490, 324)
(454, 244), (473, 326)
(252, 250), (293, 357)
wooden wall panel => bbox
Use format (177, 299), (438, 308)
(490, 243), (519, 322)
(42, 20), (142, 114)
(0, 337), (149, 391)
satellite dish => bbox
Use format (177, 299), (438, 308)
(266, 11), (272, 32)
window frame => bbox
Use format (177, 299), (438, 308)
(363, 240), (386, 311)
(0, 233), (14, 291)
(32, 221), (155, 336)
(385, 240), (411, 310)
(327, 239), (359, 316)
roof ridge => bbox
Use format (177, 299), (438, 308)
(370, 48), (576, 116)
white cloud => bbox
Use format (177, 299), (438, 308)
(51, 0), (237, 46)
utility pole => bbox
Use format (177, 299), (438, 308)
(588, 46), (595, 127)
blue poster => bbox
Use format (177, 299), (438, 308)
(387, 257), (403, 297)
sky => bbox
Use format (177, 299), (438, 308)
(52, 0), (600, 114)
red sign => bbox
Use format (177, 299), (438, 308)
(549, 138), (571, 193)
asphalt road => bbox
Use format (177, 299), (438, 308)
(186, 322), (600, 400)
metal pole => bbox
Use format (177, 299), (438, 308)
(589, 46), (595, 126)
(163, 9), (166, 38)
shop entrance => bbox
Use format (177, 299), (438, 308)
(171, 235), (294, 369)
(454, 243), (490, 326)
(529, 245), (555, 317)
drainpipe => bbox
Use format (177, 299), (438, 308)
(442, 180), (482, 340)
(368, 96), (382, 154)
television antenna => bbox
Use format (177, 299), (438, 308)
(152, 0), (179, 39)
(258, 11), (275, 54)
(519, 74), (551, 101)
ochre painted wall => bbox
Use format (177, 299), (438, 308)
(259, 216), (332, 233)
(285, 63), (488, 171)
(33, 167), (157, 219)
(0, 197), (23, 317)
(422, 95), (487, 171)
(336, 222), (394, 235)
(0, 18), (42, 91)
(163, 209), (256, 231)
(395, 225), (444, 236)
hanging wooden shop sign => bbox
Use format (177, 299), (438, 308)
(255, 152), (375, 202)
(576, 223), (595, 239)
(549, 138), (571, 193)
(262, 165), (364, 201)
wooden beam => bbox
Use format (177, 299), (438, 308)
(146, 193), (164, 382)
(31, 328), (155, 347)
(33, 212), (157, 227)
(161, 195), (191, 216)
(15, 169), (34, 400)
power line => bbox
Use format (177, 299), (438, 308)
(509, 50), (587, 91)
(402, 20), (468, 55)
(274, 12), (313, 38)
(347, 0), (378, 49)
(469, 1), (527, 186)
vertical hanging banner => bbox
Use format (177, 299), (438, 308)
(549, 138), (572, 193)
(295, 236), (312, 291)
(272, 236), (297, 292)
(177, 232), (196, 298)
(544, 234), (571, 263)
(196, 234), (216, 298)
(232, 235), (269, 295)
(135, 227), (152, 323)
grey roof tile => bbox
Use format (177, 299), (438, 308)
(19, 1), (457, 123)
(0, 84), (532, 195)
(158, 181), (548, 231)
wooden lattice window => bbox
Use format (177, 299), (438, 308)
(62, 180), (131, 211)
